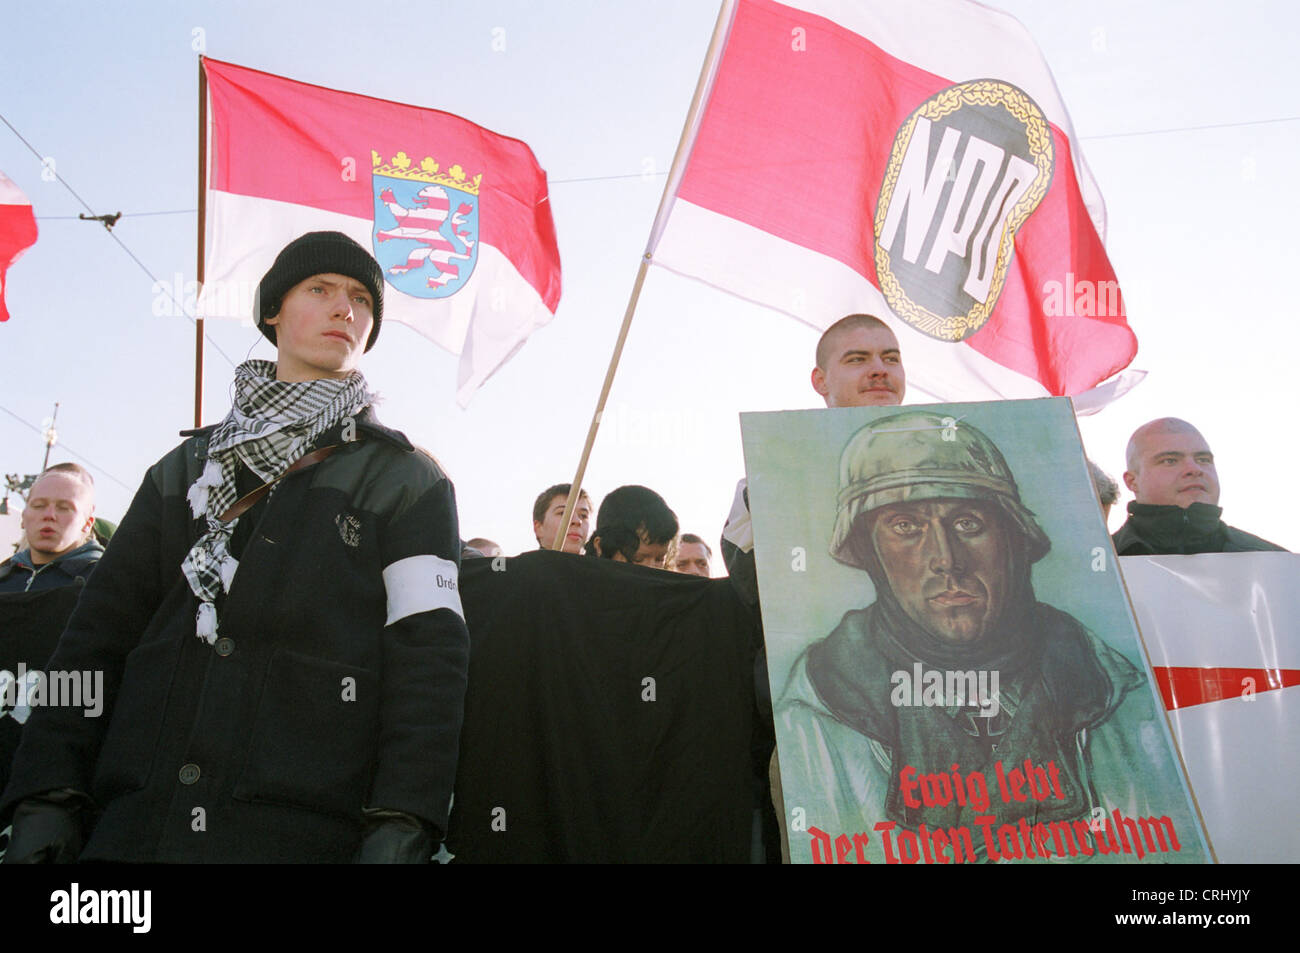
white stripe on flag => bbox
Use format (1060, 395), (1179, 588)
(199, 191), (554, 405)
(652, 199), (1052, 404)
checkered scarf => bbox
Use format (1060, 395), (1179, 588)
(181, 359), (372, 643)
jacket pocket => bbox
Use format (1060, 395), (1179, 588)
(91, 637), (180, 801)
(233, 648), (379, 820)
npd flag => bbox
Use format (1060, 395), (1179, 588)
(651, 0), (1136, 406)
(200, 58), (561, 405)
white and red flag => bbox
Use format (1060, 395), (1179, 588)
(650, 0), (1137, 407)
(0, 170), (38, 323)
(199, 58), (561, 405)
(1121, 553), (1300, 863)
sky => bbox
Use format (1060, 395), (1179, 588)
(3, 0), (1299, 559)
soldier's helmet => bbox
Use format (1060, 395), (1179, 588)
(830, 411), (1051, 569)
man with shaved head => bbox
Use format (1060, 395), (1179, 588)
(1112, 417), (1286, 555)
(810, 314), (906, 408)
(0, 464), (102, 594)
(726, 313), (908, 597)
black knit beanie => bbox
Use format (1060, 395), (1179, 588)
(255, 231), (385, 351)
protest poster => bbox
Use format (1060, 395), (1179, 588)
(741, 398), (1211, 863)
(1121, 552), (1300, 863)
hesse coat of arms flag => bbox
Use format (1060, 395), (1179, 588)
(650, 0), (1135, 405)
(199, 58), (561, 405)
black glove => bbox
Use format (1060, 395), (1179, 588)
(354, 808), (436, 864)
(3, 789), (92, 864)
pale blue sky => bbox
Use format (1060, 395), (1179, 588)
(3, 0), (1298, 555)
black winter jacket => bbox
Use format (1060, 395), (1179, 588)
(0, 408), (469, 862)
(1112, 502), (1287, 556)
(0, 540), (103, 594)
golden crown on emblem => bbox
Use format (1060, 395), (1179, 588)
(372, 150), (482, 196)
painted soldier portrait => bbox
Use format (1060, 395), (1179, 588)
(742, 403), (1208, 864)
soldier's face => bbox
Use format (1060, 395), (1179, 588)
(870, 499), (1011, 644)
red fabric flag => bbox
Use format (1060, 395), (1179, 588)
(0, 170), (38, 323)
(200, 58), (561, 405)
(650, 0), (1137, 406)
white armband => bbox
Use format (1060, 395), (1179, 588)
(382, 554), (464, 625)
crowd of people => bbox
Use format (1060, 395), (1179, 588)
(0, 230), (1286, 863)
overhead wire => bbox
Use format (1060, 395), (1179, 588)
(0, 404), (134, 491)
(1081, 114), (1300, 142)
(12, 113), (1298, 201)
(0, 111), (238, 370)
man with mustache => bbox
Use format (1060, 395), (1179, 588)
(776, 412), (1196, 862)
(809, 313), (905, 408)
(723, 314), (905, 599)
(1112, 418), (1286, 555)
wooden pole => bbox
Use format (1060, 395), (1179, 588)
(194, 57), (209, 428)
(550, 256), (650, 551)
(551, 1), (736, 550)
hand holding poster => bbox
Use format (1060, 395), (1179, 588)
(742, 399), (1210, 863)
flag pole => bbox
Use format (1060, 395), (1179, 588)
(194, 56), (209, 428)
(552, 0), (736, 550)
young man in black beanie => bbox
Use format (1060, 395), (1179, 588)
(1, 231), (470, 863)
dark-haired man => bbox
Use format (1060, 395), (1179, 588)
(587, 485), (678, 569)
(668, 534), (712, 578)
(532, 483), (593, 555)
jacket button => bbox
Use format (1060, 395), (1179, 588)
(179, 763), (200, 785)
(215, 637), (235, 657)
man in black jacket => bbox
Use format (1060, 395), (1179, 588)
(0, 464), (102, 595)
(1, 232), (470, 863)
(1112, 417), (1286, 555)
